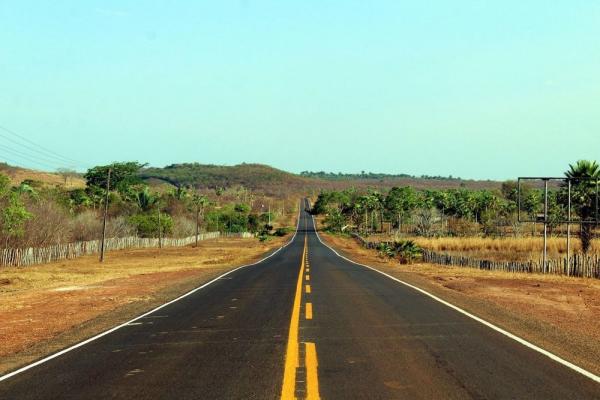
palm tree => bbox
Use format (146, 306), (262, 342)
(565, 160), (600, 253)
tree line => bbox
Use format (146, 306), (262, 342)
(311, 160), (600, 253)
(0, 161), (287, 249)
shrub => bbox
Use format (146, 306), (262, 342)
(377, 242), (395, 259)
(393, 240), (422, 264)
(128, 213), (173, 238)
(274, 227), (291, 237)
(447, 217), (481, 237)
(21, 199), (71, 247)
(70, 211), (102, 241)
(172, 216), (196, 237)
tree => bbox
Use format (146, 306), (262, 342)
(84, 162), (147, 195)
(56, 168), (78, 187)
(384, 187), (417, 233)
(136, 186), (158, 211)
(128, 213), (173, 238)
(323, 208), (345, 233)
(2, 192), (32, 247)
(564, 160), (600, 253)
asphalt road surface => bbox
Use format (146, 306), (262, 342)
(1, 200), (599, 399)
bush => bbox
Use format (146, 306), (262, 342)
(172, 216), (196, 237)
(21, 199), (71, 247)
(377, 242), (395, 259)
(274, 227), (291, 237)
(324, 208), (345, 232)
(70, 211), (102, 241)
(393, 240), (422, 264)
(128, 213), (173, 238)
(447, 217), (481, 237)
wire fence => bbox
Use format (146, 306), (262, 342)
(0, 232), (254, 267)
(352, 234), (600, 279)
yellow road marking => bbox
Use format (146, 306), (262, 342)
(305, 275), (310, 281)
(305, 284), (311, 294)
(305, 342), (321, 399)
(306, 303), (313, 320)
(280, 235), (307, 399)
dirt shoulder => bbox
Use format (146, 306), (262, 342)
(319, 231), (600, 377)
(0, 235), (288, 375)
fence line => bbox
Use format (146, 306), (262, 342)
(351, 234), (600, 279)
(1, 232), (254, 268)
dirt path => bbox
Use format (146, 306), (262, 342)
(320, 232), (600, 376)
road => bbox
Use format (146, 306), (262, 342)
(1, 199), (599, 399)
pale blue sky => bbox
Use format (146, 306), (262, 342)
(1, 1), (599, 180)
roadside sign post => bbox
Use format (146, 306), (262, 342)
(518, 176), (600, 275)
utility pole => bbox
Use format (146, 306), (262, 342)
(567, 179), (571, 276)
(157, 203), (162, 249)
(195, 203), (200, 247)
(543, 179), (548, 273)
(268, 202), (271, 226)
(100, 168), (111, 263)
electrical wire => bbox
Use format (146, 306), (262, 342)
(0, 124), (89, 168)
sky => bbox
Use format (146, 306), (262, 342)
(1, 1), (599, 180)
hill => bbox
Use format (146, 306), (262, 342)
(0, 161), (503, 194)
(140, 163), (501, 194)
(140, 163), (313, 195)
(0, 163), (85, 188)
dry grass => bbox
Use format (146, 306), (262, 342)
(0, 237), (285, 299)
(2, 166), (85, 188)
(376, 235), (600, 262)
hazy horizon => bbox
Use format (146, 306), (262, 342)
(1, 1), (599, 180)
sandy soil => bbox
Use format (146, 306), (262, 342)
(320, 231), (600, 376)
(0, 236), (288, 374)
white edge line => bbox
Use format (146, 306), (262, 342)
(307, 206), (600, 384)
(0, 202), (304, 383)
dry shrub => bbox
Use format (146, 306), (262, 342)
(107, 216), (136, 238)
(71, 213), (135, 242)
(447, 217), (481, 237)
(172, 216), (196, 238)
(70, 211), (102, 241)
(22, 200), (71, 247)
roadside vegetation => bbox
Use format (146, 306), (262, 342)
(0, 161), (294, 250)
(312, 160), (600, 263)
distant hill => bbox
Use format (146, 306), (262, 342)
(0, 163), (85, 188)
(140, 163), (501, 194)
(140, 163), (312, 194)
(0, 161), (502, 194)
(300, 171), (460, 181)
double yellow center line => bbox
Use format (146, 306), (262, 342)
(281, 234), (320, 399)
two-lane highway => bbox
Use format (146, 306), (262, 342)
(1, 199), (599, 399)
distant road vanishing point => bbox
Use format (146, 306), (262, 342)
(0, 200), (599, 399)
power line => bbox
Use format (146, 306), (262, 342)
(0, 124), (89, 168)
(0, 143), (77, 169)
(0, 148), (63, 171)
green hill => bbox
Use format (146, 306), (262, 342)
(140, 163), (501, 194)
(140, 163), (311, 193)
